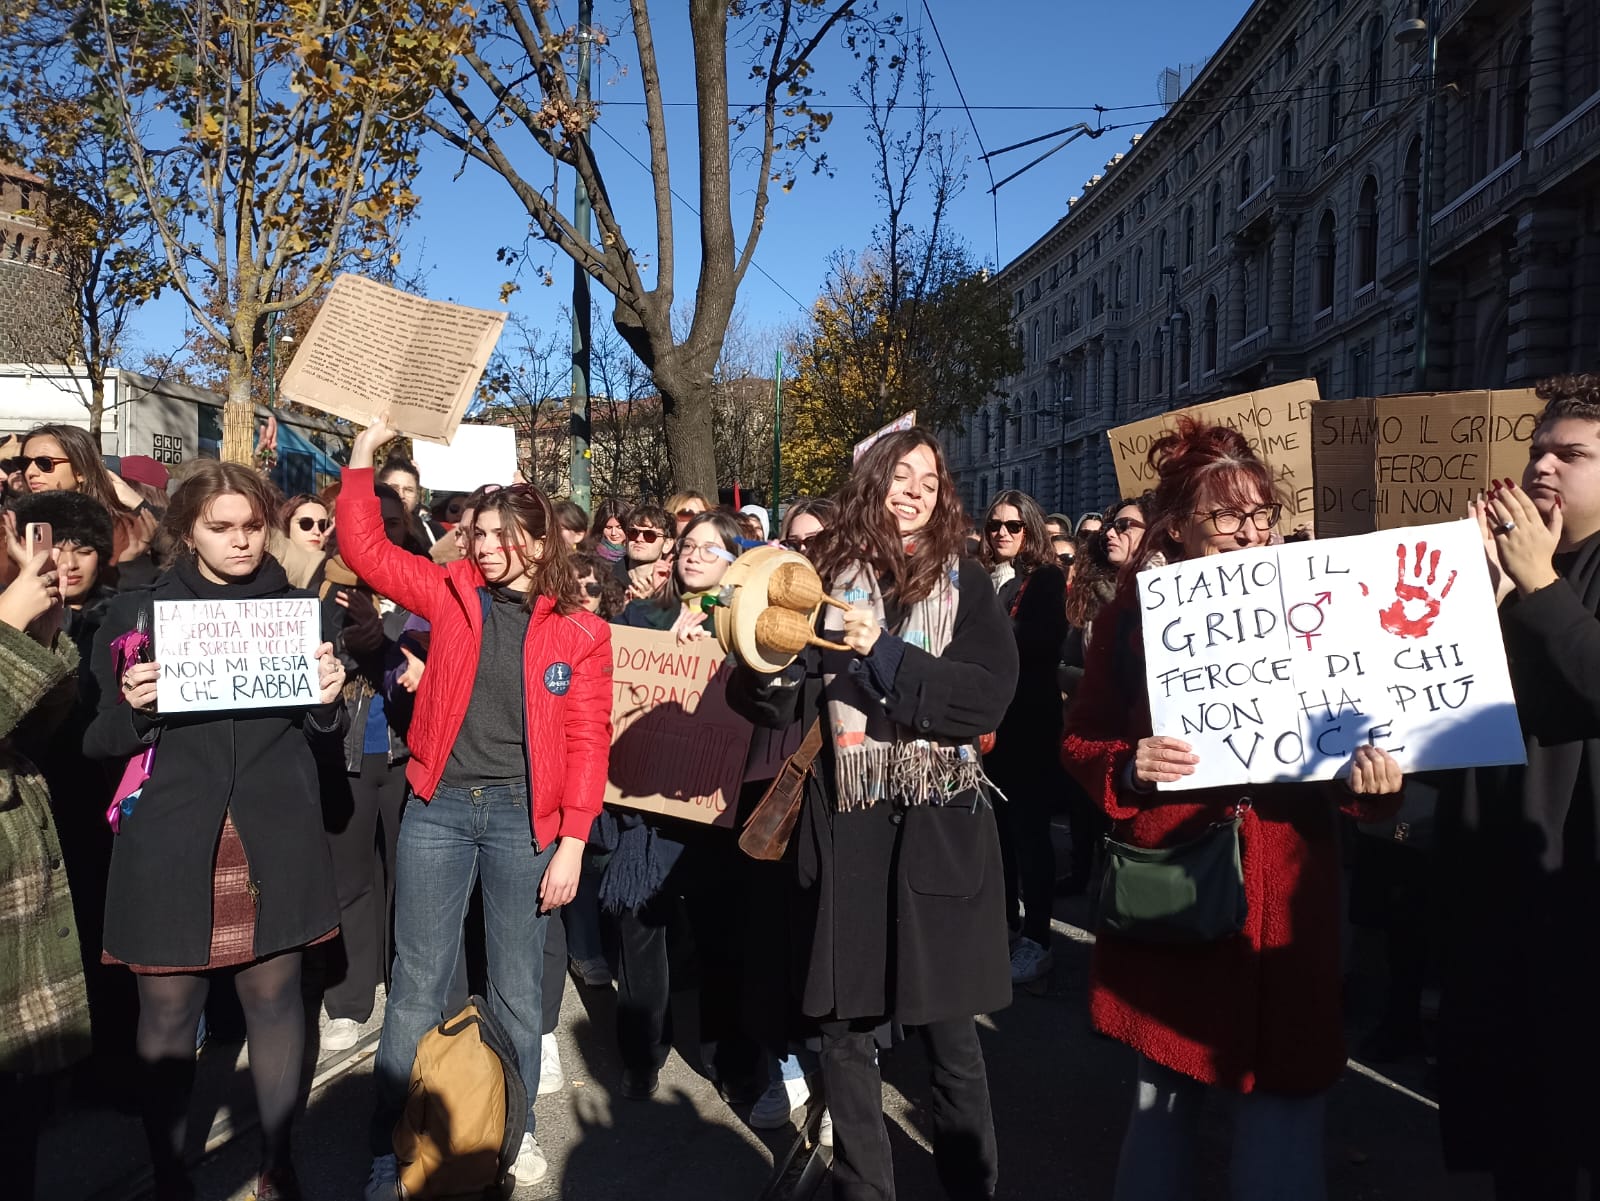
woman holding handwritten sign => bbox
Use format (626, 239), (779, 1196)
(84, 462), (347, 1201)
(340, 415), (612, 1197)
(727, 429), (1018, 1201)
(1063, 419), (1402, 1201)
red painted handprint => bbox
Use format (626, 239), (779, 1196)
(1372, 541), (1458, 639)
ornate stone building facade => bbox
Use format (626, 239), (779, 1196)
(952, 0), (1600, 518)
(0, 162), (77, 364)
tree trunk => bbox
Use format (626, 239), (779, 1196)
(88, 371), (105, 439)
(221, 346), (256, 465)
(656, 363), (719, 497)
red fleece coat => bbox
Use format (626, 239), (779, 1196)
(336, 469), (612, 848)
(1063, 582), (1398, 1096)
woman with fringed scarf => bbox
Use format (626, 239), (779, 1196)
(727, 430), (1019, 1201)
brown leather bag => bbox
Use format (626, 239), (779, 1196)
(738, 720), (823, 861)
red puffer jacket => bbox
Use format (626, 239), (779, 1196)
(1063, 581), (1399, 1095)
(336, 469), (612, 848)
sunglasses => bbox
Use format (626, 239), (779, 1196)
(782, 535), (819, 553)
(3, 455), (70, 475)
(580, 580), (603, 597)
(986, 519), (1025, 535)
(295, 517), (331, 533)
(1109, 517), (1146, 533)
(675, 508), (701, 519)
(626, 527), (664, 543)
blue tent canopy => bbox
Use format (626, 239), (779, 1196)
(271, 418), (343, 495)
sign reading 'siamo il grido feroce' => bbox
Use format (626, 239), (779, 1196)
(1138, 518), (1525, 791)
(154, 597), (322, 713)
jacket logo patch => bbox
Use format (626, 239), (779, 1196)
(543, 662), (572, 696)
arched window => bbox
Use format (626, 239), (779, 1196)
(1210, 183), (1223, 249)
(1032, 319), (1042, 362)
(1326, 64), (1342, 146)
(1184, 206), (1196, 267)
(1238, 154), (1253, 204)
(1505, 36), (1531, 156)
(1090, 281), (1103, 317)
(1130, 342), (1142, 401)
(1280, 112), (1294, 169)
(1315, 210), (1337, 312)
(1356, 175), (1378, 287)
(1366, 16), (1385, 108)
(1133, 248), (1145, 306)
(1050, 305), (1059, 342)
(1401, 136), (1422, 240)
(1203, 294), (1219, 373)
(1158, 229), (1169, 276)
(1068, 296), (1080, 329)
(1111, 264), (1123, 307)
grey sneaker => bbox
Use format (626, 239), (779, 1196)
(362, 1154), (399, 1201)
(1009, 936), (1054, 985)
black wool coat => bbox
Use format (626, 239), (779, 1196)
(988, 562), (1068, 779)
(83, 556), (345, 969)
(1435, 532), (1600, 1175)
(726, 557), (1019, 1026)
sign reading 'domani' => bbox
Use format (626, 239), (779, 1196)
(1138, 518), (1525, 790)
(155, 597), (322, 713)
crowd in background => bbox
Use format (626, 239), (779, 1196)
(0, 378), (1596, 1201)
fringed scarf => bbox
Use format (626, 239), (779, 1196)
(821, 557), (990, 811)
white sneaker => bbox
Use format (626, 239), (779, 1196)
(322, 1016), (361, 1052)
(510, 1131), (548, 1185)
(538, 1032), (563, 1095)
(1010, 936), (1054, 985)
(363, 1153), (400, 1201)
(817, 1107), (833, 1148)
(748, 1074), (810, 1129)
(568, 956), (612, 987)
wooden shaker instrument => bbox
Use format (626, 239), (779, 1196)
(767, 562), (853, 614)
(754, 606), (851, 655)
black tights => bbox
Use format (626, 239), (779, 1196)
(136, 952), (306, 1186)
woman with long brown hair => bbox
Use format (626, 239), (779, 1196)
(84, 461), (348, 1201)
(729, 429), (1018, 1201)
(1063, 419), (1401, 1200)
(16, 423), (158, 566)
(340, 416), (612, 1197)
(979, 489), (1068, 986)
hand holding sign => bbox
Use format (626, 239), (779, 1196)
(122, 660), (160, 712)
(315, 643), (345, 705)
(349, 412), (396, 470)
(1346, 744), (1403, 795)
(1133, 735), (1199, 785)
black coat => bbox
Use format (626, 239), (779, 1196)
(726, 557), (1018, 1025)
(988, 563), (1067, 778)
(83, 556), (344, 968)
(1435, 533), (1600, 1175)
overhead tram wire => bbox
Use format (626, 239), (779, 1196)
(919, 0), (1000, 268)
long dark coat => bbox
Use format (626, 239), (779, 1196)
(83, 556), (345, 969)
(1435, 534), (1600, 1175)
(726, 557), (1019, 1026)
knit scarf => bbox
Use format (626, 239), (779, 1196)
(593, 539), (626, 563)
(821, 557), (989, 810)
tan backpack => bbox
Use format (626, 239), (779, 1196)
(393, 997), (528, 1200)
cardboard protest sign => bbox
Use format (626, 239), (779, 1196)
(154, 597), (322, 713)
(279, 274), (507, 445)
(1311, 389), (1543, 537)
(605, 627), (753, 828)
(1108, 380), (1319, 531)
(853, 410), (917, 462)
(1138, 518), (1524, 791)
(411, 424), (518, 493)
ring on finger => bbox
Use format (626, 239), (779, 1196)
(1494, 520), (1516, 535)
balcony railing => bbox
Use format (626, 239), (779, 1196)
(1429, 152), (1525, 259)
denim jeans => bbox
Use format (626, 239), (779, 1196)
(371, 783), (555, 1153)
(1113, 1054), (1328, 1201)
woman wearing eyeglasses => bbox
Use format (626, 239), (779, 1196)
(15, 424), (158, 570)
(340, 416), (613, 1197)
(601, 511), (764, 1100)
(727, 430), (1018, 1201)
(1063, 420), (1402, 1201)
(979, 491), (1068, 987)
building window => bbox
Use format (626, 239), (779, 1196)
(1210, 183), (1223, 249)
(1366, 16), (1385, 109)
(1315, 209), (1337, 313)
(1090, 281), (1104, 318)
(1032, 319), (1042, 363)
(1401, 136), (1422, 240)
(1130, 341), (1142, 401)
(1203, 295), (1219, 373)
(1350, 344), (1373, 397)
(1015, 289), (1024, 314)
(1133, 248), (1144, 306)
(1069, 296), (1080, 329)
(1283, 31), (1299, 72)
(1184, 206), (1196, 267)
(1238, 154), (1253, 204)
(1505, 36), (1531, 156)
(1356, 175), (1378, 288)
(1325, 63), (1342, 146)
(1158, 230), (1169, 278)
(1111, 264), (1123, 307)
(1177, 310), (1192, 384)
(1280, 112), (1294, 169)
(1050, 306), (1059, 342)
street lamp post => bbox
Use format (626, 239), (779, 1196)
(1397, 1), (1438, 392)
(569, 0), (594, 510)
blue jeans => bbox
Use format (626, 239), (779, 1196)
(371, 783), (554, 1152)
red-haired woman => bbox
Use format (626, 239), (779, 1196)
(85, 462), (348, 1201)
(1062, 419), (1403, 1200)
(339, 416), (612, 1198)
(728, 429), (1018, 1201)
(979, 489), (1067, 986)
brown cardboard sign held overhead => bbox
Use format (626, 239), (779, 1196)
(1310, 389), (1543, 536)
(1107, 379), (1320, 532)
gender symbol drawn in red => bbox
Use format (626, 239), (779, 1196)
(1377, 541), (1457, 639)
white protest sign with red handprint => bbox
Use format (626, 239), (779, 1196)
(1138, 517), (1525, 790)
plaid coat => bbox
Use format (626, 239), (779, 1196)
(0, 623), (91, 1078)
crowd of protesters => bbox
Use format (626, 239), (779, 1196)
(1, 374), (1597, 1201)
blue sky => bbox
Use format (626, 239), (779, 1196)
(127, 0), (1249, 368)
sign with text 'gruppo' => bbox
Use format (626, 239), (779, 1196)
(154, 597), (322, 713)
(1137, 518), (1523, 791)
